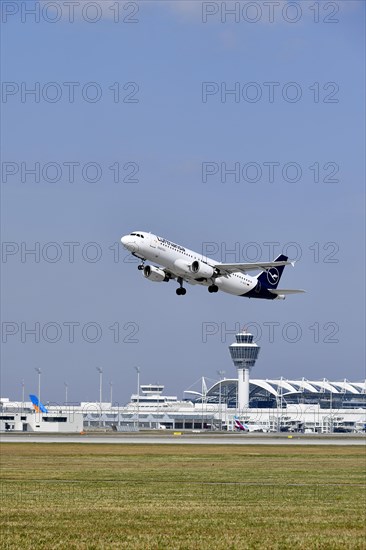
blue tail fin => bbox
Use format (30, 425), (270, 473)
(29, 394), (48, 413)
(257, 254), (288, 289)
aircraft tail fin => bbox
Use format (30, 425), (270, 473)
(256, 254), (288, 289)
(234, 416), (249, 431)
(29, 394), (48, 413)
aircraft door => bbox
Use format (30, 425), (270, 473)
(149, 236), (159, 258)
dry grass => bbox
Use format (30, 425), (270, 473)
(1, 443), (365, 549)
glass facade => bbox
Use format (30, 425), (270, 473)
(236, 334), (254, 343)
(230, 347), (259, 360)
(229, 330), (260, 368)
(198, 380), (366, 410)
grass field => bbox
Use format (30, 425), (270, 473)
(0, 443), (365, 549)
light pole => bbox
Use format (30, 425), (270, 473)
(201, 377), (207, 430)
(278, 376), (283, 433)
(109, 381), (113, 406)
(35, 368), (41, 404)
(134, 367), (140, 431)
(96, 367), (103, 427)
(217, 370), (225, 430)
(21, 379), (25, 412)
(330, 383), (333, 434)
(64, 382), (68, 406)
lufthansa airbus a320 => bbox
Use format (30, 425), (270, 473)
(121, 231), (305, 300)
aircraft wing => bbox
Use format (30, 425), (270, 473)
(268, 289), (306, 295)
(213, 260), (293, 275)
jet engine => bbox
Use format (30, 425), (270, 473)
(190, 260), (214, 279)
(143, 265), (169, 282)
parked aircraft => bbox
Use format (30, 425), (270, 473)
(234, 417), (268, 433)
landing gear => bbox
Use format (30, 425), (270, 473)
(176, 277), (186, 296)
(137, 261), (145, 271)
(208, 285), (219, 293)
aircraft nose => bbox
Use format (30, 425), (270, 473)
(121, 235), (129, 247)
(121, 235), (133, 250)
(121, 235), (138, 253)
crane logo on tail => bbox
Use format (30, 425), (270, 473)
(267, 267), (279, 285)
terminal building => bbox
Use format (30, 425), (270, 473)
(37, 377), (366, 433)
(1, 330), (365, 434)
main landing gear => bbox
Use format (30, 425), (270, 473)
(208, 285), (219, 293)
(176, 277), (186, 296)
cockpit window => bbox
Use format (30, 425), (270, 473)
(130, 233), (144, 238)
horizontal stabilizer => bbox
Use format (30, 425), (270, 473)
(268, 289), (306, 295)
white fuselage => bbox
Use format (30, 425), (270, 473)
(121, 231), (257, 296)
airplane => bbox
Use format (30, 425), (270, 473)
(234, 417), (268, 433)
(120, 231), (305, 299)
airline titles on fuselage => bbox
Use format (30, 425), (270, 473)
(157, 236), (186, 253)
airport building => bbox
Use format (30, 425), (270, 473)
(1, 381), (365, 434)
(83, 381), (366, 433)
(0, 398), (83, 433)
(1, 330), (365, 433)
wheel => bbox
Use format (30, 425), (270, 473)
(137, 265), (144, 271)
(176, 288), (182, 295)
(181, 288), (186, 295)
(208, 285), (218, 293)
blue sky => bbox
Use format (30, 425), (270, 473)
(1, 0), (365, 404)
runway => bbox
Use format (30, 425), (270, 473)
(1, 433), (365, 445)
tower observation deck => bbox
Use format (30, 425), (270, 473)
(229, 330), (260, 410)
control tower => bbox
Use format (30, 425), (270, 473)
(229, 329), (260, 410)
